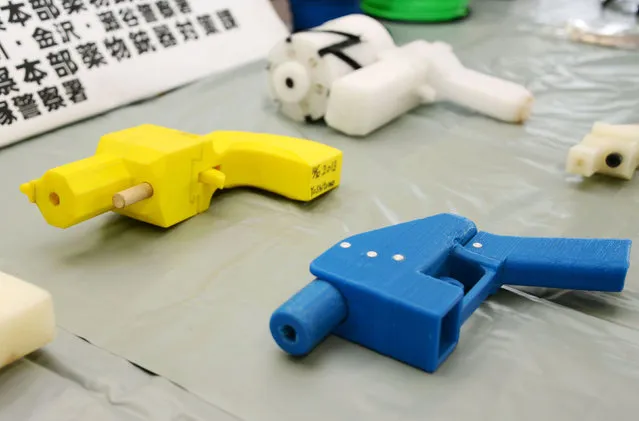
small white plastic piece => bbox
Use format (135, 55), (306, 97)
(325, 40), (534, 136)
(566, 122), (639, 180)
(267, 14), (396, 122)
(0, 271), (56, 369)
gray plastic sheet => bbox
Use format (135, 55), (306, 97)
(1, 0), (639, 420)
(0, 329), (237, 421)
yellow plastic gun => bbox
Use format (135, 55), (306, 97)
(20, 125), (342, 229)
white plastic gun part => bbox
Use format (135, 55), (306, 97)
(267, 14), (396, 123)
(0, 271), (56, 369)
(566, 122), (639, 180)
(324, 40), (534, 137)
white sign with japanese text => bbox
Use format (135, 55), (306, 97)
(0, 0), (288, 147)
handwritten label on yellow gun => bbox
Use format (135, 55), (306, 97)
(20, 125), (342, 229)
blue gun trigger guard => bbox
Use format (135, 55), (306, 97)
(448, 243), (503, 323)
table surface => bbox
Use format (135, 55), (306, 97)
(1, 1), (639, 420)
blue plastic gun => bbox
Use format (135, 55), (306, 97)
(270, 213), (632, 373)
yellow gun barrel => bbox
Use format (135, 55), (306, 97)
(20, 154), (133, 229)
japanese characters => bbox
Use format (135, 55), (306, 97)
(0, 0), (240, 127)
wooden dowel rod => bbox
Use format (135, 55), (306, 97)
(112, 183), (153, 209)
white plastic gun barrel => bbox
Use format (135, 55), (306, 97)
(325, 40), (534, 136)
(267, 14), (396, 123)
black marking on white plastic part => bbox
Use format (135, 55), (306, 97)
(601, 0), (639, 14)
(296, 29), (364, 70)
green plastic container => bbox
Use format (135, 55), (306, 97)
(361, 0), (470, 22)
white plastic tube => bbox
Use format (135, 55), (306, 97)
(325, 40), (534, 136)
(267, 14), (396, 123)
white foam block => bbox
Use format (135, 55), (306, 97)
(0, 272), (56, 369)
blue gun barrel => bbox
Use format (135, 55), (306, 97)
(270, 279), (347, 356)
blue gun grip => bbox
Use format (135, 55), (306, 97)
(465, 233), (632, 292)
(270, 279), (347, 356)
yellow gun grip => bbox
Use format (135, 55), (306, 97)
(204, 132), (342, 201)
